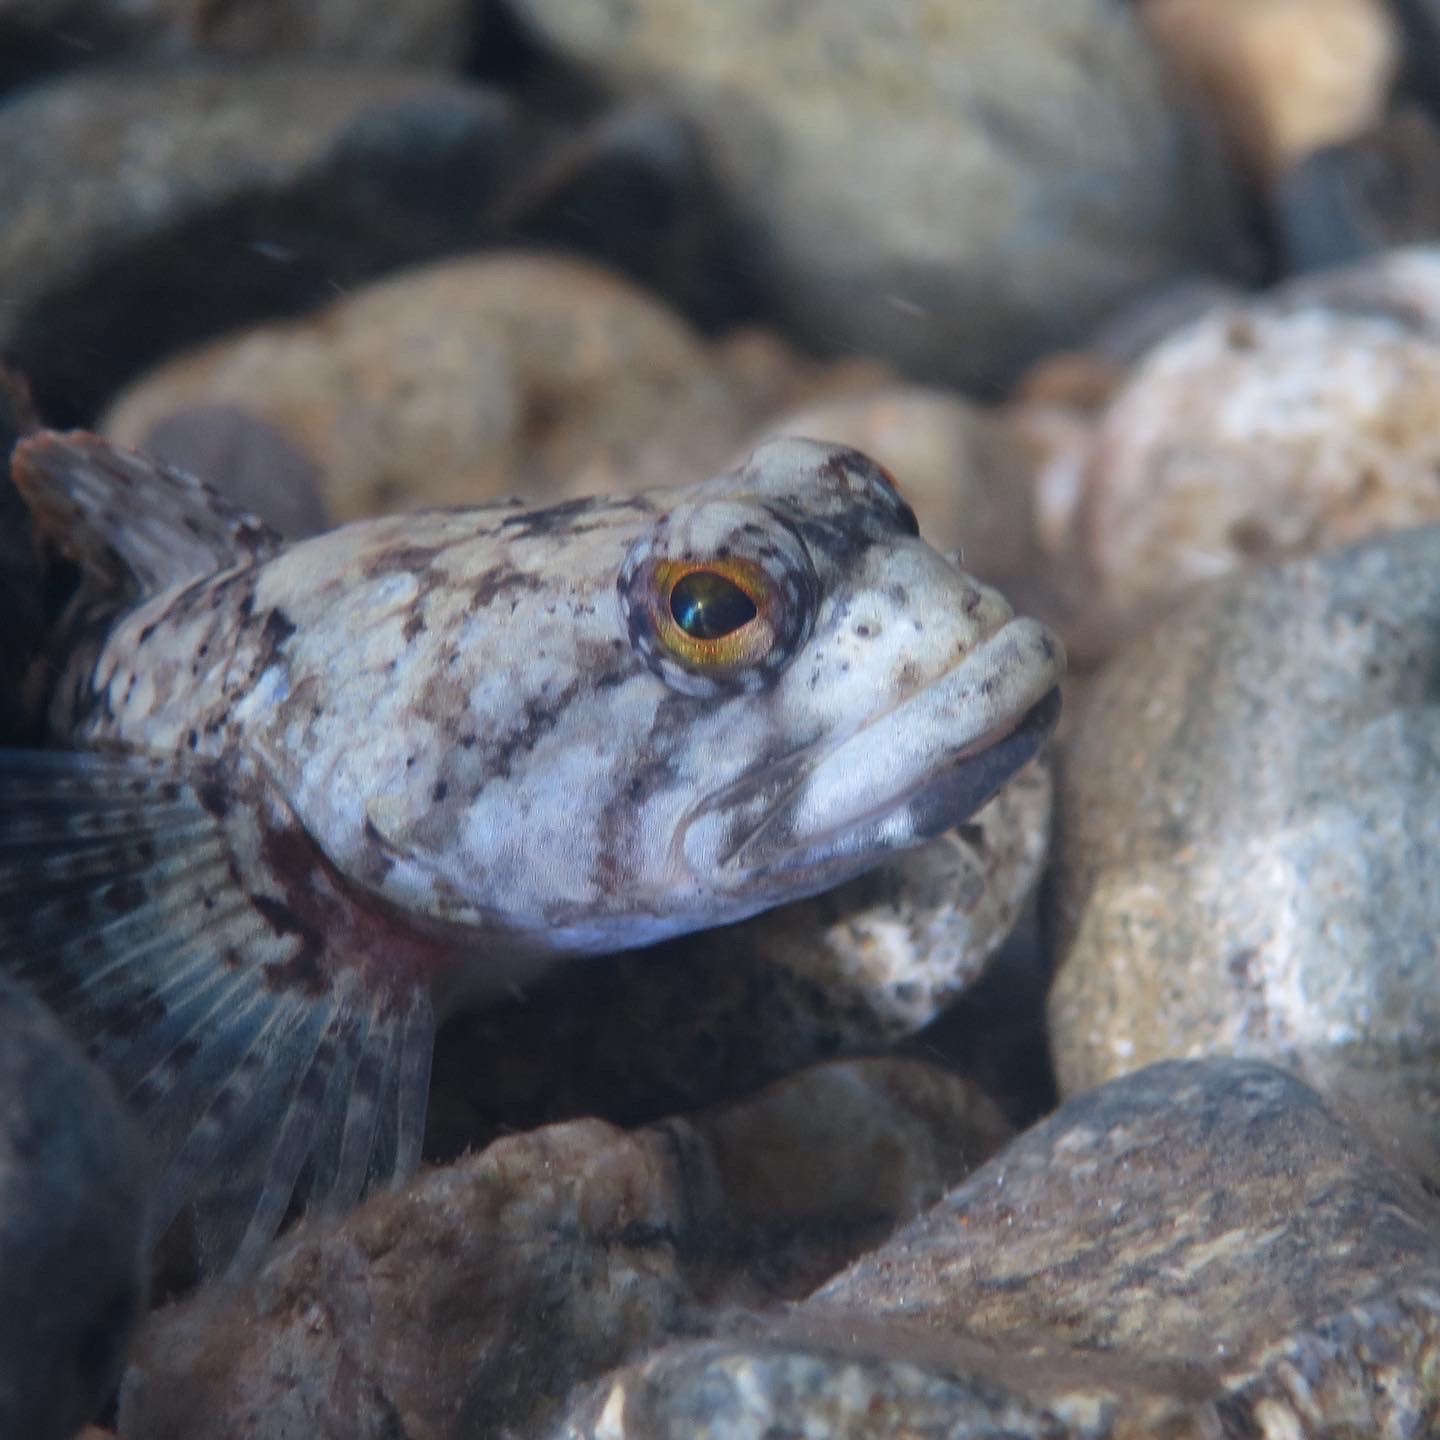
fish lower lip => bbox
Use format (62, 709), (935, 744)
(688, 617), (1066, 879)
(743, 683), (1061, 870)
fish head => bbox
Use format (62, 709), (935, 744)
(606, 437), (1064, 918)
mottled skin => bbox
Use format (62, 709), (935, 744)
(3, 432), (1062, 1268)
(72, 438), (1061, 996)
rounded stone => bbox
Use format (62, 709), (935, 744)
(1048, 526), (1440, 1128)
(506, 0), (1250, 392)
(1141, 0), (1398, 179)
(1052, 301), (1440, 648)
(560, 1059), (1440, 1438)
(102, 253), (860, 522)
(0, 64), (517, 425)
(118, 1058), (1011, 1440)
(0, 974), (149, 1440)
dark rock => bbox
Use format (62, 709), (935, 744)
(0, 64), (519, 426)
(117, 1059), (1010, 1440)
(0, 0), (478, 93)
(0, 973), (149, 1440)
(1275, 106), (1440, 270)
(559, 1059), (1440, 1438)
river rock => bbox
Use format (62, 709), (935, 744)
(559, 1059), (1440, 1438)
(136, 406), (329, 539)
(1049, 527), (1440, 1134)
(1043, 296), (1440, 654)
(0, 0), (477, 79)
(118, 1058), (1011, 1440)
(0, 65), (518, 426)
(0, 372), (46, 745)
(0, 973), (149, 1440)
(102, 252), (875, 521)
(506, 0), (1249, 393)
(1278, 240), (1440, 330)
(1140, 0), (1397, 179)
(428, 758), (1051, 1153)
(1275, 107), (1440, 271)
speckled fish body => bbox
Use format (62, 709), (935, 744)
(0, 431), (1063, 1271)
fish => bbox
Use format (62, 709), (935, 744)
(0, 430), (1064, 1273)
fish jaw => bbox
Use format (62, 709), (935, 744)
(681, 617), (1064, 892)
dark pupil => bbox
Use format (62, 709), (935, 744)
(670, 570), (758, 640)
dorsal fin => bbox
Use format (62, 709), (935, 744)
(11, 430), (284, 606)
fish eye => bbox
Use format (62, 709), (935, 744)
(619, 502), (819, 695)
(669, 569), (758, 640)
(648, 557), (775, 672)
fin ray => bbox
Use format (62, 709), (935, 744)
(0, 747), (440, 1274)
(11, 430), (282, 602)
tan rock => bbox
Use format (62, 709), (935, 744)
(1043, 300), (1440, 657)
(1142, 0), (1398, 178)
(102, 254), (863, 522)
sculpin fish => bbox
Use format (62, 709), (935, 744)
(0, 430), (1063, 1272)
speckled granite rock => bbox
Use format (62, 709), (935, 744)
(1050, 527), (1440, 1130)
(559, 1059), (1440, 1438)
(1278, 241), (1440, 330)
(0, 65), (518, 425)
(0, 974), (149, 1440)
(428, 759), (1051, 1152)
(0, 0), (478, 76)
(118, 1058), (1011, 1440)
(1041, 297), (1440, 653)
(507, 0), (1249, 393)
(1140, 0), (1397, 178)
(102, 252), (878, 522)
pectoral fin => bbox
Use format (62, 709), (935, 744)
(0, 748), (438, 1275)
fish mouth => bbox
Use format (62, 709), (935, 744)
(682, 617), (1065, 886)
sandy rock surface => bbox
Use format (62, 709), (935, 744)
(1050, 525), (1440, 1137)
(560, 1059), (1440, 1438)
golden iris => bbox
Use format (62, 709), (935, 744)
(669, 570), (758, 639)
(647, 557), (777, 671)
